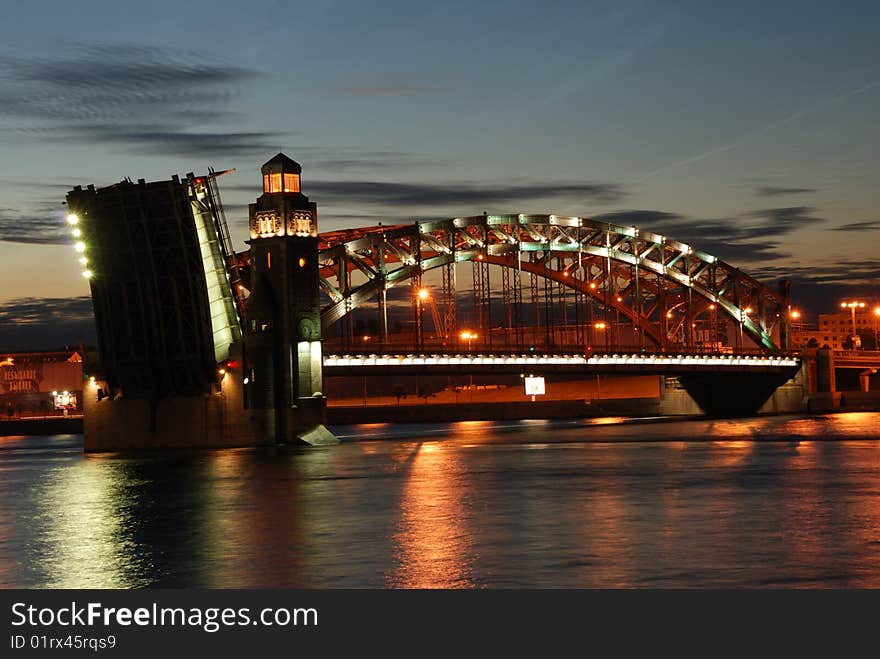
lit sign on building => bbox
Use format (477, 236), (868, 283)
(53, 391), (77, 410)
(3, 367), (39, 393)
(524, 376), (546, 396)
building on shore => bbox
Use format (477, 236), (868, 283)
(791, 305), (880, 350)
(0, 350), (84, 418)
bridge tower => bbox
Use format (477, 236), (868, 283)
(243, 153), (336, 445)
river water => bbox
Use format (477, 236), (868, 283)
(1, 413), (879, 588)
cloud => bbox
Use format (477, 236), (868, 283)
(591, 210), (684, 226)
(830, 220), (880, 232)
(593, 206), (827, 264)
(741, 206), (826, 231)
(322, 85), (434, 95)
(596, 209), (871, 314)
(0, 206), (68, 245)
(0, 42), (284, 157)
(46, 124), (283, 157)
(216, 147), (432, 177)
(304, 180), (625, 208)
(746, 258), (880, 315)
(0, 297), (96, 351)
(754, 186), (817, 197)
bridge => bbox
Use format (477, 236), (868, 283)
(251, 212), (798, 415)
(68, 155), (804, 449)
(230, 212), (794, 356)
(230, 211), (801, 416)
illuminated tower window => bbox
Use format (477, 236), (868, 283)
(263, 173), (282, 193)
(259, 153), (303, 196)
(283, 173), (300, 193)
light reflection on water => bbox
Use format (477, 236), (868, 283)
(1, 413), (880, 588)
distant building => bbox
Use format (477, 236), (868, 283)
(0, 350), (83, 417)
(791, 306), (880, 349)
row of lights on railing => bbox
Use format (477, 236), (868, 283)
(67, 213), (91, 280)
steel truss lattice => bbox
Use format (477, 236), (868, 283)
(310, 214), (791, 353)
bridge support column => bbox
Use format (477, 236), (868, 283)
(678, 369), (800, 416)
(816, 348), (836, 393)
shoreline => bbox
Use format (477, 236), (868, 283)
(4, 409), (878, 450)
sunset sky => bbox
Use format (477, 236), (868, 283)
(1, 0), (877, 348)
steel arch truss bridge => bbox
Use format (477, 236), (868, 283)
(315, 214), (791, 354)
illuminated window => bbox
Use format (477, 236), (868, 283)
(283, 173), (300, 193)
(267, 252), (272, 269)
(264, 173), (282, 193)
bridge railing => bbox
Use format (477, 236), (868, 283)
(834, 350), (880, 357)
(322, 340), (799, 359)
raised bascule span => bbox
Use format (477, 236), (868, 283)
(66, 154), (803, 450)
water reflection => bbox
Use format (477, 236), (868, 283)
(35, 459), (139, 588)
(1, 414), (880, 588)
(388, 443), (475, 588)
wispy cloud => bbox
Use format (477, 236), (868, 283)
(594, 206), (826, 264)
(741, 206), (826, 231)
(754, 186), (817, 197)
(305, 180), (625, 208)
(0, 42), (284, 157)
(0, 206), (67, 245)
(830, 220), (880, 232)
(45, 125), (283, 157)
(322, 85), (434, 95)
(0, 297), (96, 351)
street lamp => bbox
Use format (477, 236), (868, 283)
(416, 287), (430, 349)
(841, 300), (866, 349)
(873, 306), (880, 350)
(460, 330), (478, 352)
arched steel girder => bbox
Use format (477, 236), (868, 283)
(316, 214), (787, 351)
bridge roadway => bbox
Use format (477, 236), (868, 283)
(830, 350), (880, 369)
(323, 351), (801, 377)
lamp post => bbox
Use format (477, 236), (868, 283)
(594, 321), (606, 354)
(739, 306), (752, 352)
(416, 287), (429, 350)
(459, 330), (477, 352)
(841, 301), (865, 349)
(788, 309), (801, 349)
(874, 307), (880, 350)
